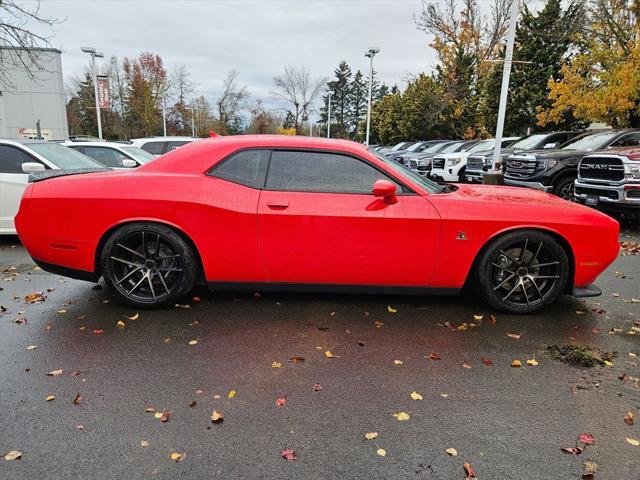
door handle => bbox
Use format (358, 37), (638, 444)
(267, 202), (289, 209)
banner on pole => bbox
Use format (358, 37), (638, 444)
(97, 75), (111, 110)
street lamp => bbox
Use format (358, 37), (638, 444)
(186, 106), (196, 137)
(364, 47), (380, 147)
(81, 47), (105, 140)
(326, 90), (333, 139)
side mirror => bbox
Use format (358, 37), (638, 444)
(372, 179), (397, 204)
(21, 162), (45, 173)
(121, 159), (137, 168)
(543, 143), (557, 149)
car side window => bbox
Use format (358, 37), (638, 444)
(0, 145), (41, 174)
(165, 141), (190, 152)
(210, 149), (269, 189)
(141, 142), (166, 155)
(83, 147), (129, 168)
(265, 150), (401, 194)
(610, 133), (640, 148)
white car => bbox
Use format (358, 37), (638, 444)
(129, 136), (198, 156)
(0, 140), (103, 234)
(63, 141), (155, 168)
(430, 137), (520, 182)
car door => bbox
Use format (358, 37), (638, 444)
(0, 145), (46, 233)
(257, 149), (441, 287)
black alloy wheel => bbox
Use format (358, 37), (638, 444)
(554, 176), (576, 201)
(101, 223), (198, 308)
(476, 230), (569, 313)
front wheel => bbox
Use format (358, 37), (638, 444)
(553, 176), (576, 201)
(475, 230), (569, 314)
(100, 223), (199, 308)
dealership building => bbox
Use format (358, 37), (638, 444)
(0, 47), (69, 140)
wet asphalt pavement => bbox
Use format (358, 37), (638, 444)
(1, 223), (639, 480)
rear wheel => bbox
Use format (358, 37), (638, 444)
(100, 223), (198, 308)
(475, 230), (569, 314)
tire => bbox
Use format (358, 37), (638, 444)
(457, 167), (466, 183)
(475, 230), (569, 314)
(100, 222), (199, 308)
(553, 176), (576, 201)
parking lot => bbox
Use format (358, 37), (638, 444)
(0, 219), (638, 479)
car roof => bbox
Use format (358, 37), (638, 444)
(65, 141), (133, 148)
(130, 136), (197, 142)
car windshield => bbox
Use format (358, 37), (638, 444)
(374, 152), (446, 194)
(121, 146), (156, 163)
(390, 142), (410, 152)
(561, 131), (619, 151)
(509, 134), (549, 150)
(468, 140), (494, 153)
(27, 143), (103, 169)
(425, 142), (450, 153)
(405, 142), (425, 152)
(440, 141), (465, 153)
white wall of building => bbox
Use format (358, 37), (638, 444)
(0, 47), (69, 140)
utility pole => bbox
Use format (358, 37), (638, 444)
(187, 106), (196, 137)
(162, 97), (167, 136)
(484, 0), (519, 185)
(81, 47), (105, 140)
(326, 91), (333, 138)
(364, 47), (380, 146)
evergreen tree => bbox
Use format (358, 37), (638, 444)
(321, 61), (352, 138)
(282, 110), (296, 130)
(349, 70), (367, 141)
(398, 74), (447, 140)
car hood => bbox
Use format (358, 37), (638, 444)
(511, 148), (586, 160)
(450, 183), (586, 208)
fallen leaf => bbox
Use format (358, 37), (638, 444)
(47, 369), (63, 376)
(289, 356), (305, 363)
(188, 400), (197, 407)
(72, 393), (83, 405)
(473, 314), (483, 320)
(159, 411), (171, 422)
(76, 424), (84, 430)
(410, 391), (423, 401)
(4, 450), (22, 461)
(281, 449), (296, 460)
(511, 360), (522, 367)
(93, 329), (104, 334)
(387, 305), (397, 313)
(140, 440), (149, 448)
(169, 452), (185, 462)
(462, 363), (472, 369)
(463, 462), (476, 479)
(394, 359), (403, 365)
(272, 361), (282, 368)
(561, 447), (583, 455)
(174, 304), (191, 309)
(313, 383), (322, 391)
(376, 448), (386, 457)
(579, 433), (595, 445)
(624, 412), (634, 425)
(324, 350), (339, 358)
(228, 390), (236, 399)
(192, 296), (201, 302)
(604, 360), (613, 367)
(145, 407), (156, 413)
(490, 314), (497, 325)
(583, 460), (598, 479)
(116, 320), (125, 329)
(364, 432), (378, 440)
(482, 358), (493, 366)
(56, 309), (67, 314)
(25, 292), (46, 303)
(126, 313), (139, 320)
(428, 353), (441, 360)
(275, 397), (287, 406)
(26, 345), (37, 350)
(392, 412), (410, 421)
(576, 309), (587, 315)
(211, 410), (223, 423)
(526, 358), (539, 366)
(445, 447), (458, 456)
(188, 339), (198, 345)
(507, 332), (523, 339)
(626, 437), (640, 446)
(440, 393), (449, 398)
(45, 395), (55, 401)
(374, 320), (384, 328)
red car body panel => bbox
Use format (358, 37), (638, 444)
(15, 135), (619, 294)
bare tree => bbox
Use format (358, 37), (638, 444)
(215, 70), (249, 134)
(272, 66), (327, 134)
(171, 64), (194, 105)
(0, 0), (61, 86)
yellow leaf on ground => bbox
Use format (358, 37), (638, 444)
(445, 447), (458, 456)
(364, 432), (378, 440)
(394, 360), (403, 365)
(387, 306), (397, 313)
(140, 440), (149, 447)
(473, 314), (483, 320)
(604, 360), (614, 367)
(4, 450), (22, 461)
(56, 309), (67, 314)
(26, 345), (37, 350)
(116, 320), (125, 329)
(507, 332), (523, 339)
(211, 410), (224, 423)
(188, 339), (198, 345)
(410, 391), (423, 401)
(227, 390), (236, 399)
(324, 350), (339, 358)
(45, 395), (55, 401)
(393, 412), (410, 421)
(626, 437), (640, 446)
(376, 448), (386, 457)
(170, 452), (185, 462)
(511, 360), (522, 367)
(440, 393), (449, 398)
(272, 361), (282, 368)
(526, 358), (538, 366)
(127, 313), (139, 320)
(47, 369), (63, 376)
(374, 320), (384, 328)
(154, 412), (163, 419)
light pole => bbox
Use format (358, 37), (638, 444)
(161, 96), (167, 137)
(364, 47), (380, 147)
(187, 106), (196, 137)
(81, 47), (104, 140)
(326, 91), (333, 138)
(484, 0), (519, 185)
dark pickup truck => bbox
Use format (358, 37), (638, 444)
(465, 131), (581, 183)
(504, 129), (640, 200)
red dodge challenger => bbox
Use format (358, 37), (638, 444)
(15, 136), (619, 313)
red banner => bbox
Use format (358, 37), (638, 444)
(97, 76), (110, 110)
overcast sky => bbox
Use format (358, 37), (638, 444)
(33, 0), (439, 119)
